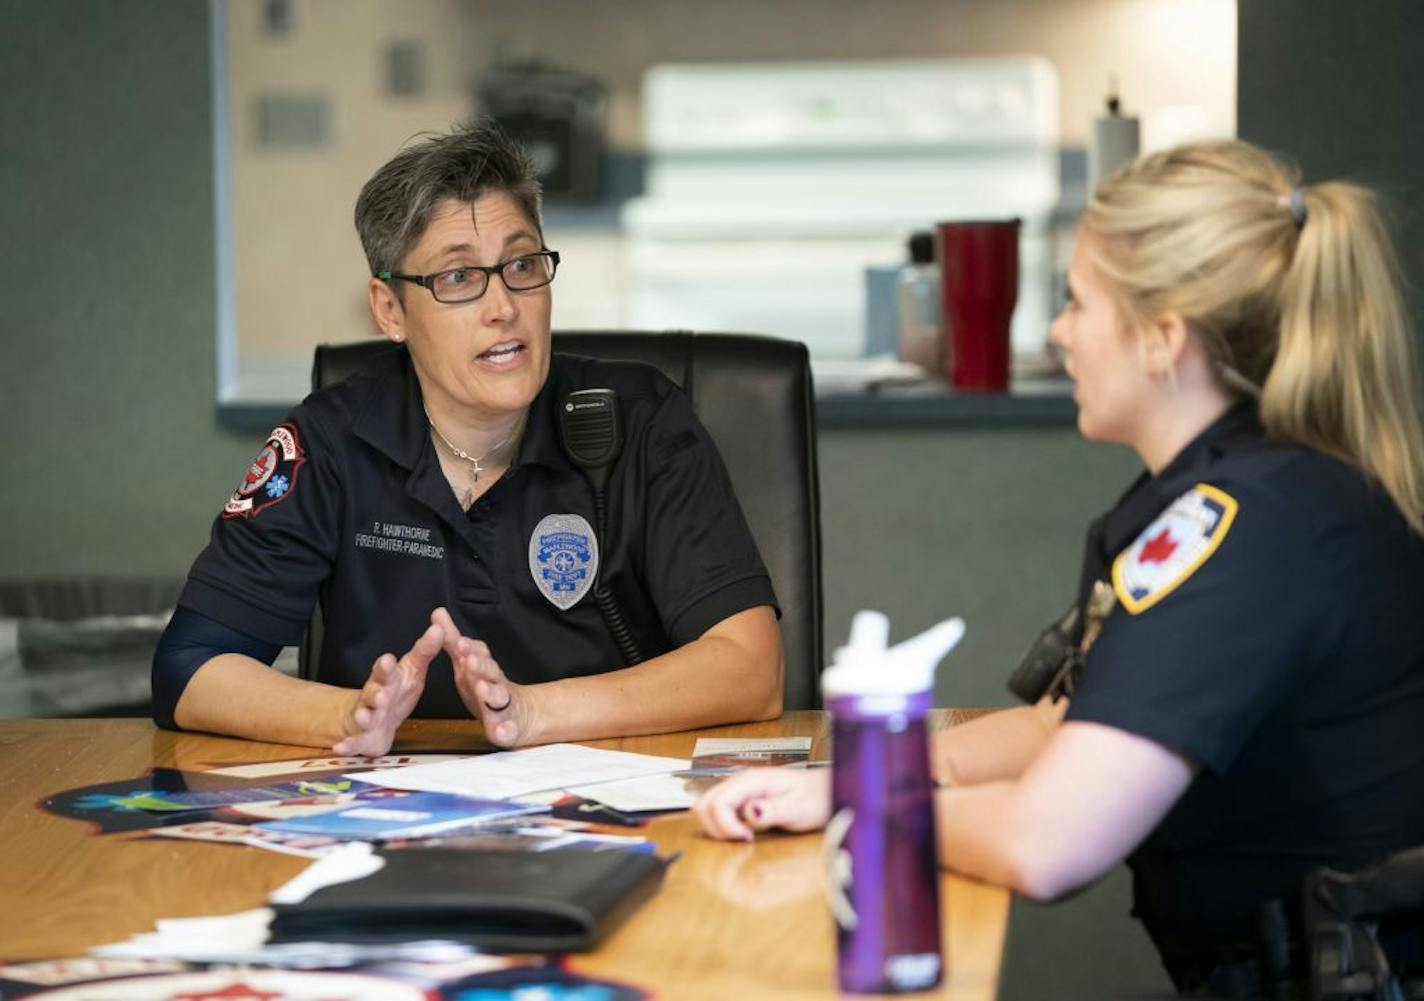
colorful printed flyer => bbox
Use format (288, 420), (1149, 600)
(140, 778), (378, 811)
(147, 820), (348, 858)
(255, 791), (546, 841)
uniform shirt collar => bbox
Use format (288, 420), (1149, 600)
(509, 355), (577, 474)
(351, 345), (575, 474)
(351, 345), (427, 470)
(1092, 401), (1264, 563)
(1153, 400), (1263, 486)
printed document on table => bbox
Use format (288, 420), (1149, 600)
(686, 736), (814, 774)
(352, 743), (689, 800)
(567, 772), (700, 812)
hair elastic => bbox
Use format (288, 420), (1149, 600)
(1287, 186), (1309, 227)
(1217, 363), (1262, 400)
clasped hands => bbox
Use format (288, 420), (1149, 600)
(329, 612), (928, 844)
(332, 607), (532, 756)
(694, 745), (959, 843)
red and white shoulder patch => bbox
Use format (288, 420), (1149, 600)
(222, 423), (306, 519)
(1112, 483), (1239, 614)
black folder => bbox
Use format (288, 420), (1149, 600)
(268, 848), (669, 953)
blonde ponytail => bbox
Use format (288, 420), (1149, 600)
(1083, 140), (1424, 534)
(1264, 182), (1424, 534)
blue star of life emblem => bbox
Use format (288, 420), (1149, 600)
(528, 513), (599, 610)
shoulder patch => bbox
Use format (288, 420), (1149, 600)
(1112, 483), (1239, 614)
(222, 423), (306, 519)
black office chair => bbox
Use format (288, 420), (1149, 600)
(303, 331), (824, 710)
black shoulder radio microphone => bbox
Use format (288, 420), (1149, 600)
(559, 389), (644, 665)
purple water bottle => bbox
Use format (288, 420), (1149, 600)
(822, 611), (966, 994)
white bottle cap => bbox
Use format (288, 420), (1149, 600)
(821, 610), (966, 699)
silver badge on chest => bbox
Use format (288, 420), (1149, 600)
(529, 513), (599, 610)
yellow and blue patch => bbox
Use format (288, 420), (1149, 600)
(1112, 483), (1239, 614)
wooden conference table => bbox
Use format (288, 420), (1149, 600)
(0, 711), (1009, 1000)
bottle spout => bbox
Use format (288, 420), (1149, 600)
(888, 617), (966, 681)
(845, 610), (890, 654)
(823, 611), (966, 697)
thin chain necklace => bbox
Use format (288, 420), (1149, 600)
(424, 406), (523, 483)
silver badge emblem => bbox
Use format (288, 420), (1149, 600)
(528, 513), (599, 610)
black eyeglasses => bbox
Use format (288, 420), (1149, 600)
(378, 250), (560, 304)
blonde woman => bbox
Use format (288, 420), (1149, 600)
(695, 139), (1424, 994)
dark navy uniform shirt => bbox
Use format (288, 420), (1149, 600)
(179, 346), (778, 718)
(1063, 405), (1424, 981)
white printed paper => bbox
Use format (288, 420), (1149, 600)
(566, 772), (699, 812)
(353, 743), (688, 800)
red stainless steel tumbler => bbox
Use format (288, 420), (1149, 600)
(937, 219), (1021, 391)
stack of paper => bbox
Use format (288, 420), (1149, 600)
(355, 743), (689, 799)
(687, 737), (813, 773)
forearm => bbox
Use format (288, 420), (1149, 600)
(934, 781), (1039, 891)
(935, 721), (1197, 901)
(934, 696), (1067, 786)
(174, 654), (357, 748)
(527, 609), (784, 743)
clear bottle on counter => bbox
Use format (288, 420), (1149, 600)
(896, 231), (943, 374)
(863, 263), (902, 357)
(823, 610), (966, 995)
(1089, 78), (1140, 191)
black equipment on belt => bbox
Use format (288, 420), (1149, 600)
(1161, 853), (1424, 1001)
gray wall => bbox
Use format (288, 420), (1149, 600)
(1239, 0), (1424, 331)
(822, 428), (1136, 707)
(0, 1), (256, 580)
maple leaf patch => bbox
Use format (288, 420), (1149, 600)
(1112, 484), (1239, 614)
(1138, 527), (1179, 564)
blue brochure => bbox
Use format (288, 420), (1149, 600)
(255, 791), (545, 841)
(142, 777), (379, 811)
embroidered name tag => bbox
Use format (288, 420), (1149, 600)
(223, 423), (305, 518)
(354, 521), (445, 560)
(529, 513), (598, 610)
(1112, 483), (1239, 614)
